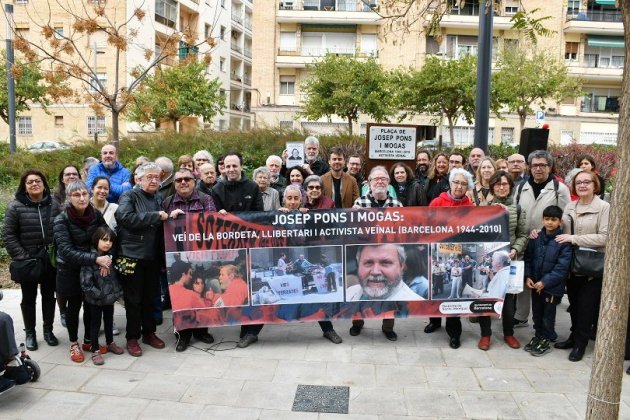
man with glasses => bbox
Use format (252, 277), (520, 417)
(512, 150), (570, 329)
(507, 153), (528, 186)
(86, 145), (131, 203)
(322, 147), (359, 209)
(351, 166), (403, 341)
(347, 154), (365, 186)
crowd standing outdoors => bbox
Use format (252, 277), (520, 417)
(0, 136), (621, 391)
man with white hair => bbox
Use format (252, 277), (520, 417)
(86, 145), (131, 203)
(193, 150), (214, 170)
(301, 136), (330, 176)
(156, 156), (175, 198)
(507, 153), (528, 186)
(466, 147), (485, 176)
(266, 155), (286, 193)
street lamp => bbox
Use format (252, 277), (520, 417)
(5, 3), (17, 154)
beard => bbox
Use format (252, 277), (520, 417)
(360, 274), (399, 299)
(417, 164), (428, 174)
(103, 161), (115, 169)
(372, 186), (387, 196)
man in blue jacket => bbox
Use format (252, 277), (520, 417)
(86, 145), (132, 203)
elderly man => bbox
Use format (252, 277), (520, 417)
(156, 156), (175, 199)
(266, 155), (287, 193)
(467, 147), (485, 176)
(115, 162), (169, 357)
(512, 150), (570, 328)
(253, 167), (280, 211)
(507, 153), (528, 186)
(86, 145), (131, 202)
(347, 244), (421, 301)
(351, 166), (403, 340)
(285, 135), (329, 176)
(196, 162), (218, 195)
(321, 147), (359, 209)
(193, 150), (214, 174)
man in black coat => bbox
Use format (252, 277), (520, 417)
(212, 152), (264, 214)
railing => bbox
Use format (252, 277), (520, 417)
(584, 53), (625, 68)
(230, 72), (242, 82)
(567, 10), (623, 23)
(243, 74), (252, 85)
(231, 40), (242, 53)
(231, 12), (242, 24)
(277, 46), (378, 57)
(244, 18), (252, 30)
(244, 46), (252, 58)
(279, 0), (377, 12)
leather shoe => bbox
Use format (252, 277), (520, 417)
(554, 337), (575, 350)
(193, 331), (215, 344)
(424, 323), (441, 334)
(383, 330), (397, 342)
(449, 337), (461, 349)
(569, 346), (585, 362)
(175, 338), (189, 352)
(237, 334), (258, 348)
(478, 336), (491, 351)
(349, 325), (362, 336)
(25, 330), (38, 351)
(43, 329), (59, 346)
(323, 330), (343, 344)
(142, 333), (165, 349)
(127, 339), (142, 357)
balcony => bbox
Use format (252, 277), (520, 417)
(564, 10), (623, 35)
(231, 12), (243, 25)
(230, 72), (243, 83)
(244, 46), (252, 58)
(243, 74), (252, 85)
(427, 13), (516, 31)
(277, 46), (377, 67)
(566, 56), (623, 82)
(244, 18), (252, 30)
(231, 40), (243, 53)
(277, 0), (383, 25)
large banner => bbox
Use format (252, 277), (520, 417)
(164, 207), (510, 331)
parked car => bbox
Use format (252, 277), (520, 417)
(418, 139), (453, 150)
(25, 141), (71, 153)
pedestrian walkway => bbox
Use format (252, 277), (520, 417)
(1, 289), (629, 419)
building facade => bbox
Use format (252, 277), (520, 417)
(252, 0), (622, 146)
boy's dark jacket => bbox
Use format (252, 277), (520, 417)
(524, 227), (572, 297)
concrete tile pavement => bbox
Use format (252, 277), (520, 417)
(1, 288), (630, 419)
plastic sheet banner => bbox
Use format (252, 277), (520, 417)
(164, 206), (510, 330)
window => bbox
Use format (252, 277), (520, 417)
(220, 26), (226, 40)
(426, 37), (440, 55)
(89, 72), (107, 92)
(565, 42), (578, 61)
(205, 24), (211, 39)
(500, 127), (514, 144)
(505, 6), (518, 15)
(279, 76), (295, 95)
(219, 89), (226, 97)
(18, 116), (32, 135)
(15, 0), (28, 4)
(54, 26), (64, 39)
(280, 120), (294, 129)
(446, 35), (478, 59)
(584, 46), (625, 69)
(504, 38), (519, 51)
(360, 34), (377, 56)
(581, 90), (620, 113)
(279, 32), (297, 52)
(55, 116), (64, 127)
(87, 116), (106, 135)
(221, 0), (225, 8)
(220, 57), (225, 72)
(567, 0), (581, 16)
(155, 0), (177, 28)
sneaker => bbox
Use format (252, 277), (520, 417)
(323, 330), (343, 344)
(107, 342), (125, 355)
(127, 339), (143, 357)
(478, 336), (491, 351)
(504, 335), (521, 349)
(91, 352), (104, 366)
(524, 337), (540, 352)
(112, 322), (120, 336)
(142, 333), (165, 349)
(2, 365), (30, 385)
(82, 342), (108, 354)
(237, 334), (258, 348)
(513, 319), (529, 328)
(70, 342), (85, 363)
(531, 339), (551, 357)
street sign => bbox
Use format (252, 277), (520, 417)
(535, 110), (545, 123)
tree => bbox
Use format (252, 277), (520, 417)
(299, 54), (396, 135)
(128, 60), (224, 131)
(493, 49), (582, 136)
(395, 55), (478, 145)
(11, 0), (215, 147)
(0, 52), (69, 125)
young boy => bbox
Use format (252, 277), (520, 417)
(523, 205), (572, 357)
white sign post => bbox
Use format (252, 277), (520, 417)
(368, 125), (417, 160)
(535, 110), (545, 124)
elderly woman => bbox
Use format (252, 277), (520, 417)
(389, 163), (427, 207)
(3, 170), (60, 351)
(553, 170), (609, 362)
(476, 171), (528, 351)
(425, 168), (474, 349)
(304, 175), (334, 210)
(115, 162), (169, 357)
(53, 180), (109, 362)
(468, 157), (496, 206)
(253, 167), (280, 211)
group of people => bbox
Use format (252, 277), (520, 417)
(0, 135), (613, 379)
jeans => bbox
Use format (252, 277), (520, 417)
(531, 290), (561, 341)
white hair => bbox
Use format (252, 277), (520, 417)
(449, 168), (474, 190)
(155, 156), (174, 174)
(266, 155), (282, 166)
(304, 136), (319, 147)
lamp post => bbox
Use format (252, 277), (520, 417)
(473, 0), (493, 153)
(5, 4), (17, 154)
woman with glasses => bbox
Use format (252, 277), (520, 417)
(425, 168), (474, 349)
(303, 175), (334, 210)
(3, 170), (60, 351)
(476, 171), (528, 351)
(553, 170), (609, 362)
(53, 180), (109, 362)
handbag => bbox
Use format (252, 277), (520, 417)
(569, 215), (605, 278)
(9, 247), (48, 284)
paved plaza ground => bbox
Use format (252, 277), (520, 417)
(1, 288), (629, 419)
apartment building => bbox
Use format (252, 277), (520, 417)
(252, 0), (623, 146)
(1, 0), (253, 146)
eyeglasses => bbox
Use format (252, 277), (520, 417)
(307, 185), (321, 190)
(70, 192), (89, 199)
(143, 175), (160, 181)
(449, 160), (463, 164)
(26, 179), (43, 185)
(174, 177), (194, 183)
(451, 181), (468, 187)
(63, 172), (79, 177)
(508, 160), (525, 164)
(575, 180), (593, 186)
(531, 163), (549, 169)
(494, 182), (511, 188)
(369, 176), (388, 183)
(195, 158), (209, 162)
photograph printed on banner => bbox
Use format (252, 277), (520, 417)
(429, 242), (511, 300)
(249, 245), (344, 305)
(166, 249), (250, 310)
(345, 244), (428, 301)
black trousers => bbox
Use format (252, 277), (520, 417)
(352, 319), (394, 332)
(121, 260), (160, 340)
(65, 294), (91, 343)
(428, 317), (461, 338)
(20, 270), (56, 332)
(0, 311), (18, 361)
(239, 321), (335, 338)
(567, 274), (602, 349)
(478, 293), (517, 337)
(90, 304), (114, 352)
(179, 328), (210, 342)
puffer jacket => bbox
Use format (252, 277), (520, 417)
(86, 160), (132, 203)
(524, 227), (572, 297)
(212, 174), (264, 212)
(3, 191), (59, 260)
(53, 208), (106, 296)
(80, 257), (123, 306)
(114, 187), (163, 260)
(489, 196), (528, 258)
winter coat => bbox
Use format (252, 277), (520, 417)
(429, 191), (474, 207)
(524, 227), (572, 297)
(115, 188), (163, 261)
(86, 160), (132, 203)
(80, 255), (123, 306)
(514, 176), (571, 234)
(53, 208), (107, 296)
(489, 196), (528, 258)
(392, 180), (427, 207)
(212, 175), (264, 212)
(561, 196), (609, 253)
(3, 191), (59, 261)
(424, 175), (450, 204)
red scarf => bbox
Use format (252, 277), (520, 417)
(66, 204), (95, 229)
